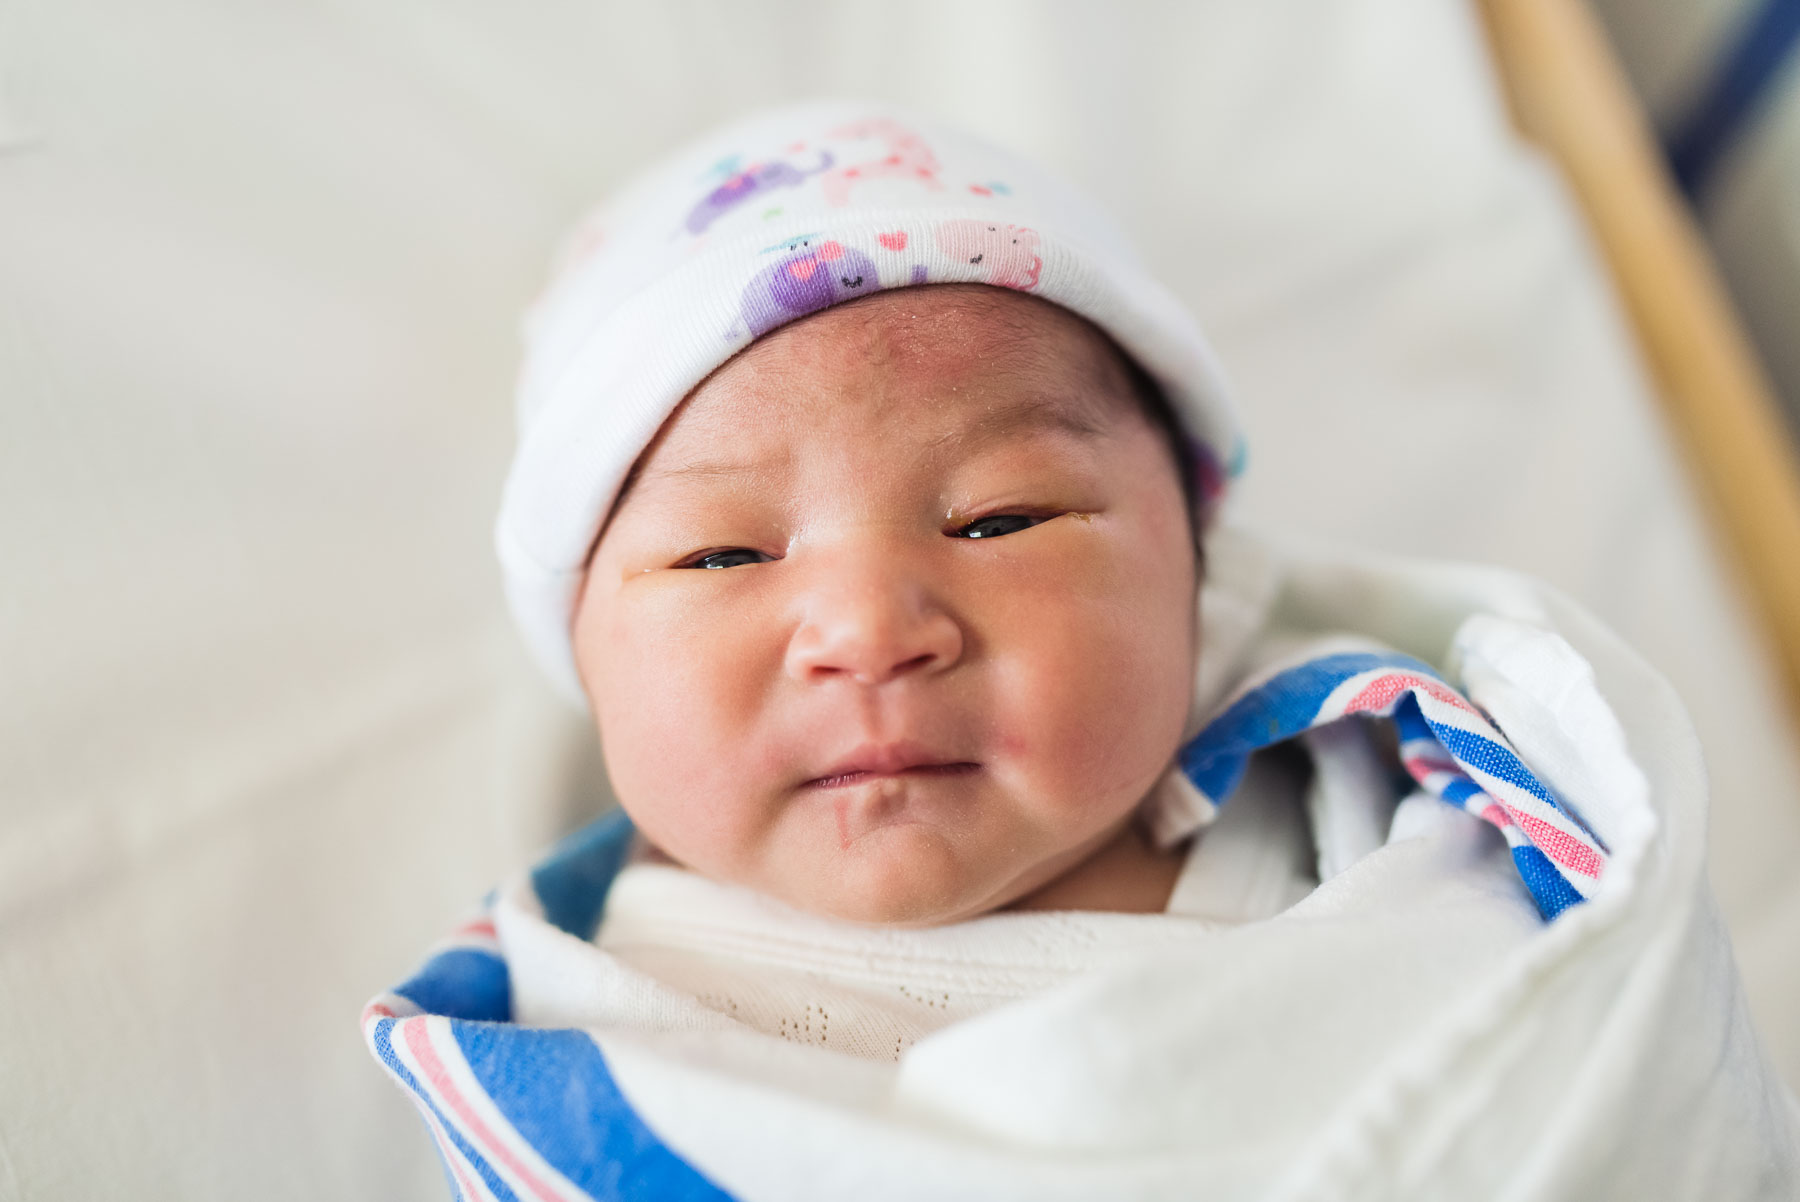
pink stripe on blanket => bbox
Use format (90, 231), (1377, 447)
(404, 1018), (574, 1202)
(1344, 672), (1477, 717)
(417, 1088), (494, 1202)
(1507, 807), (1605, 878)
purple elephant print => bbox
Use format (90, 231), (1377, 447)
(935, 220), (1041, 290)
(686, 150), (835, 235)
(739, 237), (881, 336)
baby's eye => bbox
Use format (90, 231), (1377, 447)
(681, 548), (771, 569)
(953, 513), (1048, 540)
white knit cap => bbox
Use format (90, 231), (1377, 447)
(500, 100), (1246, 704)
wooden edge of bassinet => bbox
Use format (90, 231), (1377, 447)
(1476, 0), (1800, 727)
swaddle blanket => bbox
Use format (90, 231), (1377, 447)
(364, 530), (1800, 1200)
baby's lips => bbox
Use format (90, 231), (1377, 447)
(803, 739), (976, 787)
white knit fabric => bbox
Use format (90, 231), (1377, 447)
(499, 100), (1246, 703)
(596, 865), (1218, 1063)
(593, 752), (1321, 1062)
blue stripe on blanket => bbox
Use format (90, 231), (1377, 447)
(396, 948), (512, 1024)
(1181, 652), (1604, 921)
(1512, 845), (1583, 920)
(372, 1017), (521, 1202)
(1441, 777), (1483, 805)
(532, 807), (637, 941)
(454, 1024), (739, 1201)
(1421, 709), (1602, 849)
(1179, 651), (1436, 800)
(1432, 725), (1572, 820)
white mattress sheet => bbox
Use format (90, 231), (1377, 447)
(3, 1), (1797, 1198)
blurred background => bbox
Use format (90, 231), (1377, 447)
(2, 2), (1797, 1198)
(1592, 0), (1800, 431)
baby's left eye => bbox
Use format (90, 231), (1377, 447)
(953, 513), (1047, 540)
(681, 548), (771, 569)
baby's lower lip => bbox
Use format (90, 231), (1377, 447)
(806, 763), (980, 789)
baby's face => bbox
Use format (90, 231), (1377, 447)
(573, 285), (1198, 925)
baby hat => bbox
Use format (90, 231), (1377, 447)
(500, 99), (1247, 703)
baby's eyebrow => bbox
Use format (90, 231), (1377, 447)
(613, 453), (787, 516)
(641, 458), (771, 483)
(926, 394), (1114, 453)
(628, 395), (1110, 502)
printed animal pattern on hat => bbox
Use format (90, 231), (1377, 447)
(679, 118), (1040, 341)
(686, 150), (836, 235)
(819, 118), (943, 207)
(739, 236), (881, 336)
(935, 219), (1042, 290)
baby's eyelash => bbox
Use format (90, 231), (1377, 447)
(950, 512), (1055, 540)
(677, 548), (772, 569)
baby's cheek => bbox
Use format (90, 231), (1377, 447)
(590, 591), (783, 871)
(1025, 640), (1167, 796)
(980, 538), (1192, 813)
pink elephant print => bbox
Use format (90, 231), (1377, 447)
(820, 119), (943, 206)
(935, 220), (1042, 290)
(739, 237), (882, 337)
(686, 150), (835, 235)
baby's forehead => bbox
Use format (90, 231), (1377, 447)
(681, 286), (1137, 436)
(750, 285), (1126, 378)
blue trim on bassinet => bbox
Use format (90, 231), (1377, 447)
(1666, 0), (1800, 196)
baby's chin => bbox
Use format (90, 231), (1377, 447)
(771, 824), (1032, 928)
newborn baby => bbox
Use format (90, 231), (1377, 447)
(572, 283), (1200, 927)
(487, 94), (1596, 1033)
(364, 101), (1795, 1202)
(473, 100), (1350, 1068)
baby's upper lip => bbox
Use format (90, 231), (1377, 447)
(806, 741), (975, 785)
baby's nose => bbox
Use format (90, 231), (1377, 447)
(784, 560), (964, 686)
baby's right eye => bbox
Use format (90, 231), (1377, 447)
(680, 548), (771, 570)
(952, 513), (1048, 540)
